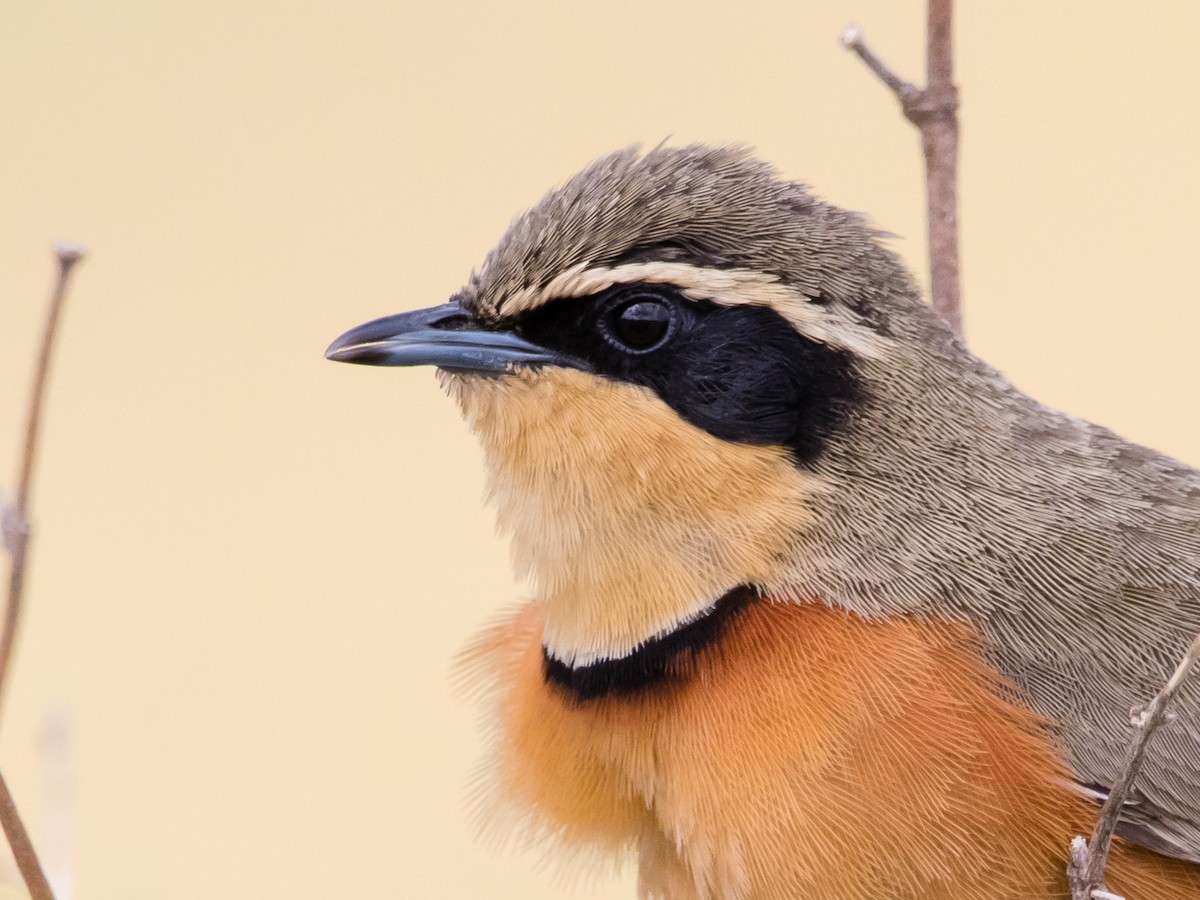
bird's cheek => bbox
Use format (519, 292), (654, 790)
(438, 367), (823, 662)
(438, 366), (562, 446)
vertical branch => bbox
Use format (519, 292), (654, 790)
(0, 770), (54, 900)
(842, 0), (963, 335)
(0, 242), (85, 715)
(921, 0), (961, 335)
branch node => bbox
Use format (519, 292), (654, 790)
(1, 495), (29, 555)
(899, 84), (959, 125)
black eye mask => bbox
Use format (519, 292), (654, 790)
(512, 283), (863, 464)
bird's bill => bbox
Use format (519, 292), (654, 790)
(325, 301), (571, 374)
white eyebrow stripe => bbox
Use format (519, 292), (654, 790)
(498, 260), (889, 358)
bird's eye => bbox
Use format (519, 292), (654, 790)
(605, 296), (676, 353)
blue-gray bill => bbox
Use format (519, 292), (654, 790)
(325, 301), (572, 374)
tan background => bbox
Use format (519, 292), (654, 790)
(1, 2), (1198, 897)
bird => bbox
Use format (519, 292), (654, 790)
(326, 145), (1200, 899)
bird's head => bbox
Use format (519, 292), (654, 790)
(327, 145), (969, 669)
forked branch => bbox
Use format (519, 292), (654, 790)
(1068, 633), (1200, 900)
(842, 0), (962, 335)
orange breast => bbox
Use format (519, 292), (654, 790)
(460, 599), (1200, 899)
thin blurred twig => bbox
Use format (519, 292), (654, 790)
(842, 0), (962, 335)
(0, 769), (53, 900)
(0, 242), (85, 715)
(0, 241), (84, 900)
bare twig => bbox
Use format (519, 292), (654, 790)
(0, 769), (54, 900)
(0, 242), (83, 900)
(839, 25), (919, 104)
(1067, 632), (1200, 900)
(0, 241), (85, 716)
(841, 0), (963, 336)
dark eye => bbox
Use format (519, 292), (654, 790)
(605, 296), (676, 353)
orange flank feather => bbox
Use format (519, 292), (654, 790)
(461, 599), (1200, 899)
